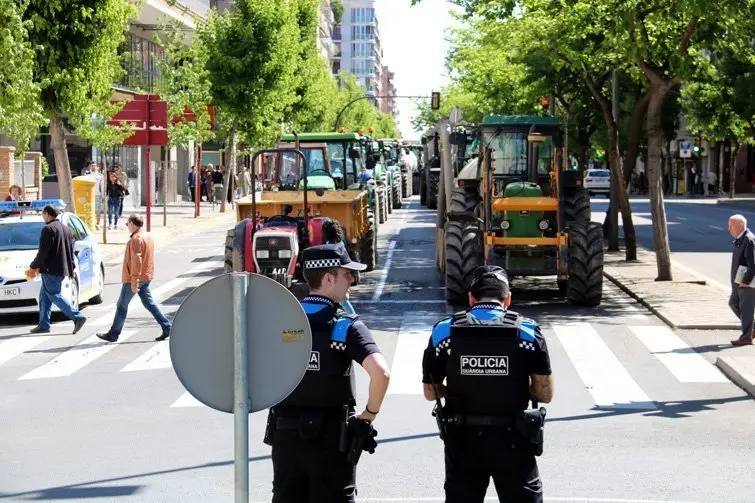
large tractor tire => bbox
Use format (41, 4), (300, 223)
(566, 222), (604, 306)
(448, 187), (480, 219)
(563, 188), (591, 229)
(412, 172), (420, 196)
(224, 228), (235, 272)
(379, 187), (389, 223)
(393, 174), (402, 209)
(376, 188), (386, 224)
(360, 210), (377, 272)
(419, 173), (427, 206)
(444, 221), (483, 305)
(427, 172), (439, 210)
(402, 170), (412, 199)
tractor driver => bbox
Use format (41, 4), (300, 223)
(421, 265), (554, 503)
(265, 241), (391, 503)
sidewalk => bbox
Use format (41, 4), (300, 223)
(95, 201), (236, 264)
(604, 248), (755, 397)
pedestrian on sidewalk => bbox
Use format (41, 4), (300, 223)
(96, 215), (171, 343)
(727, 214), (755, 346)
(25, 205), (87, 334)
(106, 171), (127, 229)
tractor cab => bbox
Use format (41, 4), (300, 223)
(272, 142), (336, 192)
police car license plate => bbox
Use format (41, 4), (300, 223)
(0, 287), (20, 297)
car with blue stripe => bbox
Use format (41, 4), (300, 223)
(0, 199), (105, 315)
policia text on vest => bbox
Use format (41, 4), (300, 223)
(422, 293), (553, 503)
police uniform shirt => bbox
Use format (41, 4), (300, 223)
(421, 302), (552, 388)
(302, 295), (380, 366)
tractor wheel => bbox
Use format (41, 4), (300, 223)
(360, 210), (377, 272)
(393, 176), (402, 209)
(427, 172), (439, 210)
(412, 172), (420, 196)
(566, 222), (604, 306)
(448, 187), (480, 218)
(420, 173), (427, 205)
(445, 221), (483, 305)
(563, 188), (591, 229)
(402, 170), (411, 199)
(387, 180), (394, 214)
(224, 228), (235, 273)
(376, 188), (386, 224)
(382, 188), (390, 221)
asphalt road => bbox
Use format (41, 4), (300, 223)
(1, 197), (753, 502)
(591, 197), (755, 290)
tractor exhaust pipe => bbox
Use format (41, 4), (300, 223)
(294, 131), (310, 247)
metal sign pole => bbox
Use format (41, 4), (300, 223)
(231, 273), (249, 503)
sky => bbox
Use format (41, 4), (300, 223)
(373, 0), (464, 140)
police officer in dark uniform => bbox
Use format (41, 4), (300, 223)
(266, 241), (391, 503)
(421, 265), (554, 503)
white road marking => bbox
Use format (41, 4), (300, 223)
(552, 323), (656, 410)
(629, 326), (728, 383)
(89, 258), (222, 327)
(171, 391), (206, 408)
(18, 330), (138, 380)
(372, 240), (396, 302)
(387, 316), (437, 395)
(120, 340), (171, 372)
(0, 335), (54, 366)
(339, 498), (702, 503)
(708, 224), (724, 231)
(354, 299), (447, 304)
(677, 216), (687, 221)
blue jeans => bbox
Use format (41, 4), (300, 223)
(107, 281), (172, 337)
(38, 274), (85, 330)
(107, 197), (122, 225)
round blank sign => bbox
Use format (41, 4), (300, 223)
(169, 273), (312, 413)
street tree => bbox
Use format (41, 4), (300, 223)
(200, 0), (299, 212)
(0, 0), (46, 185)
(682, 45), (755, 200)
(156, 25), (215, 210)
(618, 0), (755, 280)
(24, 0), (139, 209)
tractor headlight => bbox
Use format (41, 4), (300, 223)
(256, 250), (270, 259)
(538, 219), (549, 231)
(278, 249), (292, 259)
(500, 220), (511, 230)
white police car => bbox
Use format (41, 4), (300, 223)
(0, 199), (105, 315)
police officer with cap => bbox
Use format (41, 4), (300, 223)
(266, 241), (391, 503)
(421, 265), (553, 503)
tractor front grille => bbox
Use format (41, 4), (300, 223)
(254, 236), (294, 270)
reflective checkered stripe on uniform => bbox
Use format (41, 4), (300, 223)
(305, 258), (341, 269)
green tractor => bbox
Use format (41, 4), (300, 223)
(436, 115), (602, 306)
(362, 136), (391, 224)
(377, 138), (404, 210)
(278, 131), (385, 238)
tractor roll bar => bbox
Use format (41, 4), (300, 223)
(249, 147), (309, 243)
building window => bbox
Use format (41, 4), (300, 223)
(118, 32), (165, 94)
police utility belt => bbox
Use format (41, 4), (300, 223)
(264, 408), (378, 465)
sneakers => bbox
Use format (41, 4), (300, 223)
(73, 318), (87, 334)
(96, 332), (118, 343)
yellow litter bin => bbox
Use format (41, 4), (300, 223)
(72, 176), (97, 231)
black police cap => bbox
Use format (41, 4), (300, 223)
(469, 265), (510, 296)
(301, 241), (367, 271)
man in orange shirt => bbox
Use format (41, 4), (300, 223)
(96, 215), (171, 343)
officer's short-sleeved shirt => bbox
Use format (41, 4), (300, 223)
(302, 295), (380, 364)
(421, 303), (551, 385)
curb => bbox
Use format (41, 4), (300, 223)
(603, 271), (741, 330)
(715, 356), (755, 398)
(716, 199), (755, 210)
(99, 211), (235, 266)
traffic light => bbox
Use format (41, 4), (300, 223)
(594, 147), (606, 159)
(540, 97), (550, 110)
(431, 91), (440, 110)
(692, 136), (701, 154)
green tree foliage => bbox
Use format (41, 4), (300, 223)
(331, 0), (344, 24)
(25, 0), (139, 209)
(286, 0), (342, 132)
(200, 0), (299, 211)
(0, 0), (45, 164)
(682, 45), (755, 198)
(156, 26), (214, 150)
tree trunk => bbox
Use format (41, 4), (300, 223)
(220, 122), (237, 213)
(729, 140), (739, 199)
(623, 91), (650, 188)
(606, 121), (637, 260)
(646, 87), (673, 281)
(49, 115), (74, 210)
(718, 142), (725, 195)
